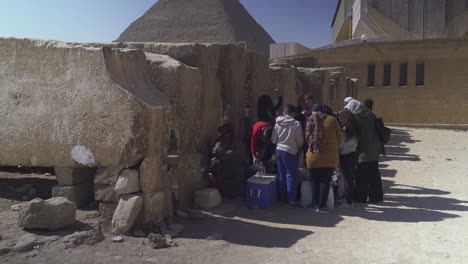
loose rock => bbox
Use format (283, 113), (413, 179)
(11, 203), (26, 211)
(115, 169), (140, 195)
(194, 188), (221, 209)
(112, 194), (143, 234)
(63, 227), (104, 249)
(148, 233), (178, 249)
(17, 197), (76, 230)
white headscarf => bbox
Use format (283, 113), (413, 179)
(345, 99), (362, 113)
(344, 97), (353, 103)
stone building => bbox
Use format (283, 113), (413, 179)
(116, 0), (275, 55)
(332, 0), (468, 42)
(273, 37), (468, 124)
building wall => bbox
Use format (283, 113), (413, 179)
(270, 42), (312, 59)
(311, 38), (468, 124)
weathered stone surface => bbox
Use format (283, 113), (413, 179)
(194, 188), (222, 209)
(94, 184), (117, 202)
(0, 38), (170, 168)
(94, 168), (122, 185)
(52, 183), (93, 208)
(174, 152), (207, 209)
(99, 202), (117, 220)
(17, 198), (76, 230)
(139, 157), (163, 193)
(115, 169), (140, 195)
(116, 0), (275, 55)
(54, 167), (96, 185)
(140, 192), (165, 224)
(112, 194), (143, 234)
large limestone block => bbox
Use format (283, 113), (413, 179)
(175, 152), (207, 209)
(94, 168), (121, 185)
(139, 157), (164, 193)
(0, 37), (170, 168)
(54, 167), (96, 185)
(140, 192), (165, 224)
(94, 184), (117, 203)
(112, 194), (143, 234)
(194, 189), (221, 209)
(115, 169), (140, 195)
(17, 197), (76, 230)
(52, 183), (93, 208)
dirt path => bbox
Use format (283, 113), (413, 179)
(1, 127), (467, 264)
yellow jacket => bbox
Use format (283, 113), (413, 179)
(306, 115), (343, 168)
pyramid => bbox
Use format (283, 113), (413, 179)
(116, 0), (275, 55)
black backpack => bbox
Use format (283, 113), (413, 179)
(375, 117), (391, 145)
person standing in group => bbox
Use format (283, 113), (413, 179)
(345, 100), (384, 203)
(305, 104), (342, 213)
(271, 104), (304, 207)
(249, 121), (274, 165)
(344, 96), (354, 106)
(337, 107), (360, 207)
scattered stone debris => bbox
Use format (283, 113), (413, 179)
(194, 188), (221, 209)
(114, 169), (140, 195)
(206, 233), (223, 241)
(13, 234), (58, 253)
(63, 226), (104, 249)
(17, 197), (76, 230)
(147, 233), (178, 249)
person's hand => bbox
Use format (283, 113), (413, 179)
(252, 156), (257, 164)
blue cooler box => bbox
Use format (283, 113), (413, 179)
(245, 174), (278, 208)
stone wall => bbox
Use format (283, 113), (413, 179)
(0, 37), (331, 220)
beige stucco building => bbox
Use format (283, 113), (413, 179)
(293, 37), (468, 124)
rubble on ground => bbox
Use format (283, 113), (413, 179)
(17, 197), (76, 230)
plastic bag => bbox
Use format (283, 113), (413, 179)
(326, 185), (334, 210)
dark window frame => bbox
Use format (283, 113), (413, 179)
(416, 63), (425, 87)
(399, 63), (408, 87)
(383, 63), (391, 87)
(367, 64), (376, 88)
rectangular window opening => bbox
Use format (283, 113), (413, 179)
(416, 63), (425, 86)
(399, 63), (408, 86)
(383, 63), (391, 87)
(367, 64), (375, 87)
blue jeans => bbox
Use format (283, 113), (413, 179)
(276, 150), (299, 202)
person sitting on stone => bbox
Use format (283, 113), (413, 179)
(209, 123), (240, 198)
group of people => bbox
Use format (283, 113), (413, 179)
(209, 93), (386, 213)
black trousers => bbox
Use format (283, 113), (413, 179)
(309, 167), (334, 208)
(355, 161), (384, 203)
(340, 152), (357, 204)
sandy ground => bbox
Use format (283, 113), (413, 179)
(1, 127), (467, 264)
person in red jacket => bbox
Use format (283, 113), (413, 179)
(250, 121), (273, 164)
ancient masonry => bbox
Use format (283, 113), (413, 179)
(0, 37), (353, 224)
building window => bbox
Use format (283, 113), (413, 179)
(416, 63), (425, 86)
(399, 63), (408, 86)
(368, 64), (375, 87)
(383, 64), (391, 87)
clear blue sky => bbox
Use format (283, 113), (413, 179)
(0, 0), (338, 49)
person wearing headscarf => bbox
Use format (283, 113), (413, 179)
(345, 99), (384, 203)
(337, 106), (360, 206)
(305, 104), (343, 213)
(344, 96), (354, 106)
(209, 123), (241, 198)
(295, 93), (314, 163)
(257, 94), (283, 124)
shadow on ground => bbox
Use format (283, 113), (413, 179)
(339, 128), (468, 222)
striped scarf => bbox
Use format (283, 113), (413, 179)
(306, 112), (328, 153)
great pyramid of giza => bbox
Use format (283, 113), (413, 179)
(116, 0), (275, 55)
